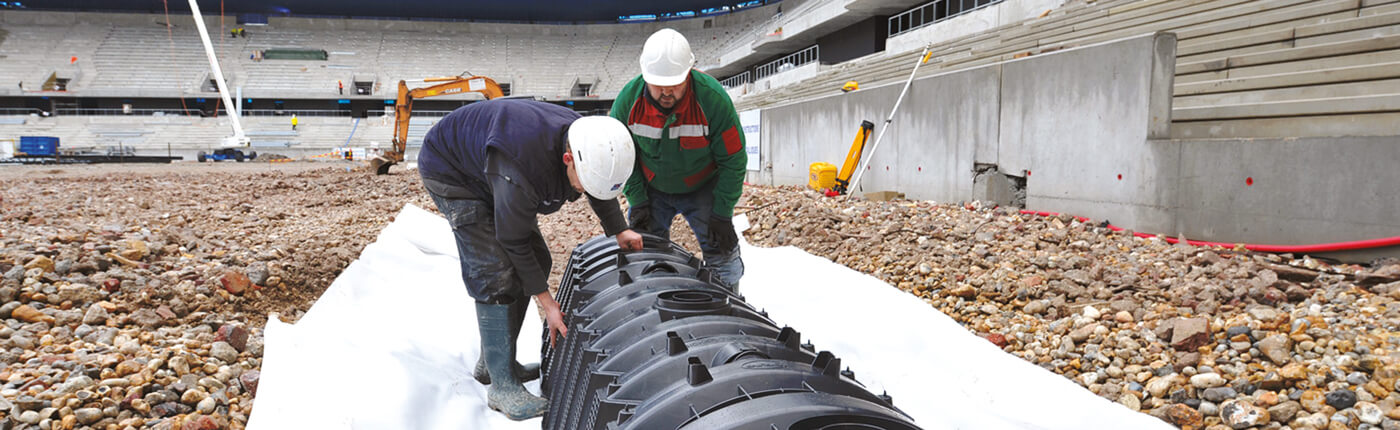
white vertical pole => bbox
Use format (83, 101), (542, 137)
(186, 0), (247, 146)
(847, 47), (931, 194)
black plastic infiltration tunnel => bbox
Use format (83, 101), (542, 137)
(541, 235), (922, 430)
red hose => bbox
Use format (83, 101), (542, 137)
(1019, 210), (1400, 254)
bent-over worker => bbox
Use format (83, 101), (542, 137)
(417, 99), (642, 420)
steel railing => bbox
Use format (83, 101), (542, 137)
(753, 45), (818, 81)
(719, 71), (753, 88)
(888, 0), (1004, 38)
(52, 108), (204, 116)
(239, 109), (356, 117)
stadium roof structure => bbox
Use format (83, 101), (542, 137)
(14, 0), (772, 23)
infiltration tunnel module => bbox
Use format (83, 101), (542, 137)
(542, 235), (922, 430)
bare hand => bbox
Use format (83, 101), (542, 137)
(535, 292), (568, 348)
(616, 229), (643, 251)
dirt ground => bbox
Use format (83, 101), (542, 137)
(2, 161), (427, 325)
(5, 161), (1399, 430)
(0, 160), (698, 326)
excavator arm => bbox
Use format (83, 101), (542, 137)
(370, 75), (504, 175)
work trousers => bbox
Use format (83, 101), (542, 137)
(428, 191), (549, 304)
(628, 180), (744, 289)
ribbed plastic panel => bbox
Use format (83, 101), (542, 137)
(541, 235), (921, 430)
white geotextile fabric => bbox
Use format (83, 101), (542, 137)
(247, 204), (1171, 430)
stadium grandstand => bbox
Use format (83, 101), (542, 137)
(0, 0), (781, 153)
(1, 0), (1398, 254)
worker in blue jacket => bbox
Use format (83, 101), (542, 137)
(417, 99), (641, 420)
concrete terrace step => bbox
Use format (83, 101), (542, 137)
(1173, 93), (1400, 120)
(1106, 0), (1176, 16)
(1087, 0), (1348, 58)
(1178, 10), (1362, 45)
(1021, 0), (1130, 31)
(1365, 2), (1400, 15)
(1175, 61), (1400, 95)
(1221, 48), (1400, 79)
(1179, 28), (1295, 57)
(1045, 0), (1284, 47)
(750, 0), (1366, 110)
(1174, 8), (1400, 60)
(988, 0), (1218, 59)
(1300, 17), (1400, 45)
(1170, 0), (1369, 53)
(1174, 78), (1400, 107)
(1178, 2), (1383, 54)
(1067, 0), (1235, 36)
(1174, 0), (1359, 40)
(1170, 111), (1400, 138)
(1176, 39), (1295, 64)
(1177, 48), (1400, 84)
(1004, 0), (1194, 44)
(1177, 33), (1400, 75)
(935, 2), (1276, 78)
(897, 0), (1118, 60)
(1299, 10), (1400, 38)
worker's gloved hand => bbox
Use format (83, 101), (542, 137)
(708, 214), (739, 252)
(629, 203), (653, 232)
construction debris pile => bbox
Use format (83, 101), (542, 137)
(3, 164), (1399, 430)
(0, 164), (430, 430)
(739, 186), (1400, 430)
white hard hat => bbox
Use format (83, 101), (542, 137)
(640, 28), (694, 86)
(568, 116), (636, 200)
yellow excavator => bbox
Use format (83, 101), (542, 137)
(369, 75), (505, 175)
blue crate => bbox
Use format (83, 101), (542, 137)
(19, 136), (59, 156)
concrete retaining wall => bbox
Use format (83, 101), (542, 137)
(756, 58), (1001, 202)
(1173, 136), (1400, 253)
(999, 30), (1178, 235)
(756, 31), (1175, 206)
(753, 30), (1400, 254)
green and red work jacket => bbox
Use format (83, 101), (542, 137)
(609, 70), (747, 217)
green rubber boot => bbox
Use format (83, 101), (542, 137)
(473, 295), (541, 385)
(477, 301), (548, 420)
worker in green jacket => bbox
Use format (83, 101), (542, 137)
(610, 28), (747, 290)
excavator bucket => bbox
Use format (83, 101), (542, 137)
(369, 155), (396, 175)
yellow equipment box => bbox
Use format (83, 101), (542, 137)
(808, 162), (838, 191)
